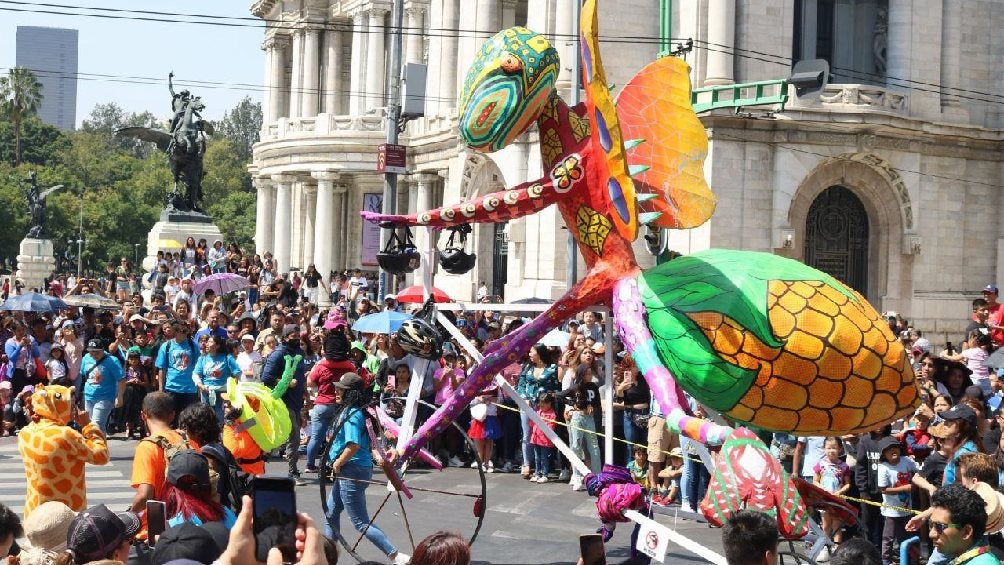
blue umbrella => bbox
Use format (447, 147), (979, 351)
(351, 310), (412, 334)
(2, 292), (69, 313)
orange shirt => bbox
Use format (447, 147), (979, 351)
(223, 425), (265, 476)
(130, 429), (200, 496)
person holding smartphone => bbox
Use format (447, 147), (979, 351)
(325, 372), (409, 565)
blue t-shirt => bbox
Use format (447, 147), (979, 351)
(193, 353), (241, 389)
(156, 339), (200, 393)
(80, 353), (124, 402)
(194, 326), (228, 342)
(327, 408), (372, 468)
(944, 440), (978, 485)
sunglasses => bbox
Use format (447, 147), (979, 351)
(930, 520), (961, 535)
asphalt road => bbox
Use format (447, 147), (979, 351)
(0, 436), (729, 564)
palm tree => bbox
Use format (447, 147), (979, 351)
(0, 67), (44, 166)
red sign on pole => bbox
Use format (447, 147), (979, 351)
(377, 143), (407, 174)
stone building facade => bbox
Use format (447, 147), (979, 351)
(250, 0), (1004, 339)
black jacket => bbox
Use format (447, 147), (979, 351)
(855, 432), (884, 496)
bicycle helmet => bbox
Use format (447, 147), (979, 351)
(377, 227), (421, 275)
(438, 224), (477, 275)
(395, 297), (444, 360)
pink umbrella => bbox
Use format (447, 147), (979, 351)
(192, 273), (250, 296)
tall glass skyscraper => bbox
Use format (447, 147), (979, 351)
(15, 26), (78, 130)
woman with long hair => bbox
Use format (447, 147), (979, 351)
(122, 346), (154, 439)
(515, 344), (559, 480)
(182, 237), (198, 270)
(193, 335), (241, 422)
(324, 372), (408, 565)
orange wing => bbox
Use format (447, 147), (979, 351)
(615, 56), (716, 229)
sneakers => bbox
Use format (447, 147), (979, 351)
(651, 493), (669, 507)
(570, 478), (583, 491)
(392, 552), (410, 565)
(448, 456), (464, 467)
(290, 474), (306, 487)
(487, 460), (495, 473)
(521, 465), (532, 479)
(501, 461), (514, 473)
(304, 466), (318, 474)
(572, 481), (587, 492)
(816, 546), (830, 563)
(470, 461), (480, 469)
(534, 475), (549, 483)
(558, 469), (571, 482)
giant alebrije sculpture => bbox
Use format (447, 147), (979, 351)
(363, 0), (918, 528)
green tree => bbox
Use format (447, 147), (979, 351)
(0, 67), (44, 166)
(80, 102), (161, 157)
(0, 117), (70, 166)
(214, 96), (262, 163)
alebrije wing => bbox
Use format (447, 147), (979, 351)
(579, 0), (637, 241)
(615, 56), (716, 229)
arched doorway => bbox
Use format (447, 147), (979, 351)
(804, 185), (870, 294)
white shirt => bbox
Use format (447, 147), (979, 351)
(236, 350), (262, 380)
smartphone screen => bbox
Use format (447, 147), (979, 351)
(580, 533), (606, 565)
(253, 476), (297, 563)
(146, 500), (166, 545)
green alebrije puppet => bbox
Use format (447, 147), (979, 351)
(271, 354), (303, 399)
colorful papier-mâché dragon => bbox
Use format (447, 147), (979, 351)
(362, 0), (918, 532)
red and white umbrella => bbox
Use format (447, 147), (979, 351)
(394, 285), (452, 304)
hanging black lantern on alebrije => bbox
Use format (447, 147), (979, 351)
(439, 224), (476, 275)
(377, 226), (421, 275)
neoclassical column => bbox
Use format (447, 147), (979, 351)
(333, 184), (348, 271)
(265, 36), (288, 123)
(348, 12), (367, 115)
(500, 0), (518, 28)
(290, 182), (304, 269)
(940, 0), (961, 108)
(289, 28), (304, 118)
(272, 175), (295, 274)
(302, 183), (317, 271)
(411, 173), (438, 284)
(323, 25), (344, 115)
(365, 8), (388, 111)
(886, 0), (911, 92)
(302, 26), (321, 117)
(312, 172), (339, 305)
(255, 178), (275, 256)
(553, 0), (574, 93)
(703, 0), (735, 86)
(262, 39), (274, 124)
(405, 6), (424, 66)
(438, 0), (460, 111)
(425, 0), (443, 115)
(526, 0), (556, 35)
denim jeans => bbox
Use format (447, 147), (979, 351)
(201, 389), (226, 423)
(622, 410), (644, 451)
(520, 406), (537, 469)
(306, 403), (340, 469)
(533, 445), (554, 477)
(284, 408), (303, 477)
(325, 464), (397, 556)
(569, 411), (601, 483)
(683, 450), (709, 511)
(85, 398), (114, 435)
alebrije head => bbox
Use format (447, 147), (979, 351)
(458, 26), (559, 152)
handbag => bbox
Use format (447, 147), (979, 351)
(632, 411), (650, 429)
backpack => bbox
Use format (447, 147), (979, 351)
(201, 442), (251, 513)
(142, 431), (227, 508)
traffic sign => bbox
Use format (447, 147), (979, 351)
(377, 143), (407, 174)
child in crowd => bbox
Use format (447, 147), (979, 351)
(468, 383), (502, 474)
(529, 393), (557, 483)
(876, 436), (917, 565)
(653, 447), (685, 506)
(627, 446), (648, 489)
(45, 343), (69, 385)
(812, 436), (851, 552)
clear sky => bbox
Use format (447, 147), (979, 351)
(1, 0), (264, 126)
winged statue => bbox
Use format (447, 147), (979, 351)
(24, 171), (64, 239)
(115, 72), (214, 214)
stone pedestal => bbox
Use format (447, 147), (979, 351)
(144, 216), (223, 273)
(16, 238), (56, 293)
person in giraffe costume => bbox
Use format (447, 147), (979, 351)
(363, 0), (918, 532)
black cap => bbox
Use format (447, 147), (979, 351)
(86, 338), (103, 351)
(940, 404), (978, 429)
(166, 451), (212, 491)
(333, 372), (364, 390)
(150, 522), (221, 565)
(66, 504), (141, 563)
(282, 324), (301, 339)
(877, 436), (903, 458)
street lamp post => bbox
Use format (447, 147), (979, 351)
(134, 244), (140, 269)
(77, 187), (85, 279)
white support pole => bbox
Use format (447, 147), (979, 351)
(604, 312), (614, 464)
(395, 358), (430, 450)
(435, 311), (591, 477)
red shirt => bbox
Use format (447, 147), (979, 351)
(308, 359), (355, 405)
(989, 302), (1004, 346)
